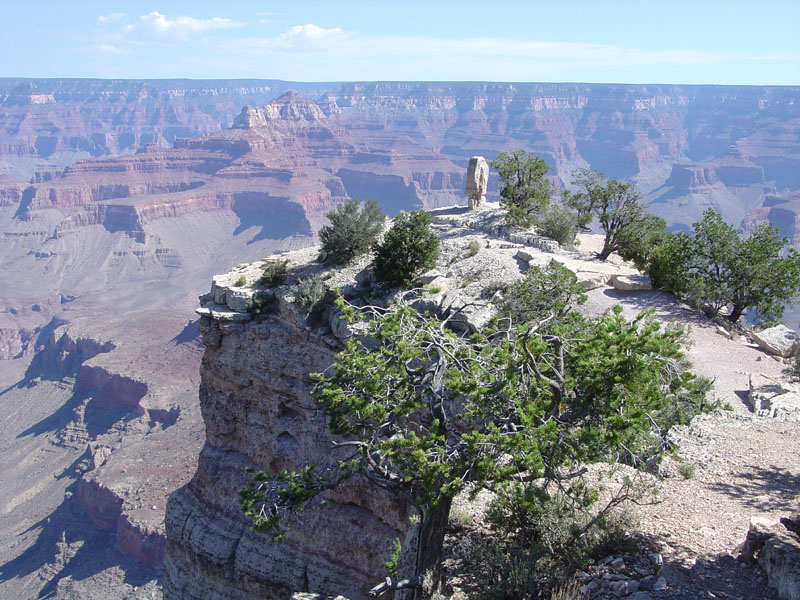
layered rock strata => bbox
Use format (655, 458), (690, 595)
(164, 250), (413, 600)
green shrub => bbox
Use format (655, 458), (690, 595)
(247, 290), (275, 321)
(260, 259), (289, 288)
(466, 488), (639, 599)
(678, 462), (696, 479)
(466, 239), (481, 257)
(234, 275), (246, 287)
(319, 197), (385, 265)
(537, 204), (579, 248)
(373, 210), (440, 287)
(290, 275), (325, 317)
(496, 263), (586, 326)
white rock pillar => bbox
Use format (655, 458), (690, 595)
(464, 156), (488, 211)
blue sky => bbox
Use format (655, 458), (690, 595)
(1, 1), (798, 84)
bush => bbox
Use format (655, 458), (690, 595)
(467, 239), (481, 257)
(290, 275), (325, 317)
(234, 275), (246, 287)
(319, 197), (385, 265)
(537, 204), (579, 248)
(464, 490), (638, 600)
(373, 210), (440, 287)
(495, 263), (587, 326)
(260, 259), (289, 288)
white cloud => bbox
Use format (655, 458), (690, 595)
(271, 24), (347, 52)
(96, 11), (245, 43)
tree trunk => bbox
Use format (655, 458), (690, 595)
(394, 496), (453, 600)
(728, 305), (744, 323)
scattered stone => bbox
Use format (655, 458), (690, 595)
(515, 249), (535, 262)
(580, 580), (600, 594)
(648, 552), (663, 566)
(737, 514), (800, 599)
(748, 373), (800, 420)
(752, 324), (800, 357)
(652, 576), (668, 591)
(629, 593), (653, 600)
(610, 556), (625, 569)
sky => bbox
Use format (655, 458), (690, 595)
(1, 1), (798, 85)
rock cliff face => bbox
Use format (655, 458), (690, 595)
(4, 80), (799, 240)
(164, 251), (407, 600)
(0, 79), (332, 180)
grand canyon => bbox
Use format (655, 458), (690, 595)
(1, 78), (799, 599)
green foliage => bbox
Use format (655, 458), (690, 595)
(319, 197), (385, 265)
(495, 263), (587, 327)
(537, 204), (580, 248)
(565, 170), (666, 261)
(234, 275), (246, 287)
(372, 210), (440, 287)
(241, 282), (706, 588)
(466, 495), (637, 600)
(260, 259), (289, 288)
(290, 274), (326, 317)
(678, 462), (696, 479)
(467, 239), (481, 257)
(490, 150), (551, 229)
(385, 538), (402, 577)
(651, 209), (800, 325)
(247, 290), (275, 321)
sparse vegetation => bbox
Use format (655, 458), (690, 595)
(290, 274), (325, 317)
(495, 263), (587, 326)
(372, 210), (440, 287)
(466, 239), (481, 257)
(537, 204), (580, 248)
(247, 290), (275, 321)
(260, 259), (289, 288)
(234, 275), (246, 287)
(318, 197), (385, 265)
(565, 170), (667, 262)
(240, 278), (706, 598)
(678, 462), (696, 479)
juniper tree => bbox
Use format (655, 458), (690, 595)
(650, 209), (800, 325)
(240, 282), (705, 599)
(319, 197), (385, 265)
(490, 149), (551, 228)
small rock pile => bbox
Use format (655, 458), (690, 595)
(575, 552), (667, 599)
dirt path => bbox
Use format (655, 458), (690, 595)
(574, 239), (799, 599)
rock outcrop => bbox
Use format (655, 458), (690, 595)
(164, 255), (409, 599)
(739, 516), (800, 599)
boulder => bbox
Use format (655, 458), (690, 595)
(748, 374), (800, 420)
(752, 324), (800, 358)
(226, 288), (254, 312)
(515, 249), (535, 262)
(575, 271), (608, 291)
(612, 274), (652, 291)
(738, 515), (800, 600)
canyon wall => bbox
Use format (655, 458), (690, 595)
(164, 252), (407, 600)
